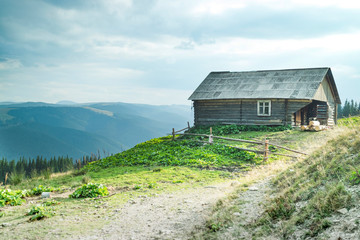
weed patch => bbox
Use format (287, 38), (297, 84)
(0, 189), (25, 207)
(85, 137), (261, 171)
(70, 183), (109, 198)
(26, 205), (56, 221)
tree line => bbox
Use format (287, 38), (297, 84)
(338, 99), (360, 118)
(0, 154), (100, 185)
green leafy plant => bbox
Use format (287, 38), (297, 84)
(349, 170), (360, 185)
(0, 189), (25, 207)
(26, 205), (56, 221)
(147, 182), (157, 189)
(85, 137), (260, 171)
(30, 185), (54, 196)
(42, 199), (60, 206)
(69, 183), (109, 198)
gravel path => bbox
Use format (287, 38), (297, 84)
(76, 181), (237, 240)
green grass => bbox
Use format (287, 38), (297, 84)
(255, 125), (360, 238)
(86, 136), (262, 171)
(1, 124), (343, 240)
(0, 165), (237, 239)
(192, 121), (359, 239)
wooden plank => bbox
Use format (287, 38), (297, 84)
(223, 145), (264, 154)
(270, 143), (308, 155)
(174, 127), (190, 134)
(270, 153), (299, 158)
(178, 133), (209, 137)
(212, 136), (264, 145)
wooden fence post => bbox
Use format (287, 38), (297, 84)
(172, 128), (175, 141)
(187, 121), (190, 130)
(264, 139), (269, 162)
(209, 127), (213, 144)
(5, 172), (8, 185)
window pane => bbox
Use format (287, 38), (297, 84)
(265, 106), (269, 115)
(259, 106), (264, 114)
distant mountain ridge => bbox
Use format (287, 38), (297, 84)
(0, 102), (192, 160)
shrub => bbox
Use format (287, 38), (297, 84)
(72, 168), (88, 176)
(308, 183), (351, 217)
(266, 195), (295, 220)
(41, 168), (52, 180)
(8, 171), (25, 185)
(82, 175), (91, 184)
(69, 183), (108, 198)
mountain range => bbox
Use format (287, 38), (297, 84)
(0, 102), (193, 160)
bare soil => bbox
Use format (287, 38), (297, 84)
(73, 181), (237, 240)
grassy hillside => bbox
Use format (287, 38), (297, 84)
(194, 117), (360, 239)
(0, 125), (300, 239)
(2, 121), (356, 239)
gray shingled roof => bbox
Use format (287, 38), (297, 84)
(189, 67), (341, 103)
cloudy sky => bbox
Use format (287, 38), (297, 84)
(1, 0), (360, 105)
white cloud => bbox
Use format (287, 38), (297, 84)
(291, 0), (360, 9)
(1, 0), (360, 104)
(0, 58), (22, 70)
(191, 0), (246, 15)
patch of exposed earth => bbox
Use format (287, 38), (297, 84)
(74, 181), (238, 240)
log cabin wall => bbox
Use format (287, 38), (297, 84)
(313, 76), (337, 126)
(189, 68), (341, 127)
(193, 99), (312, 126)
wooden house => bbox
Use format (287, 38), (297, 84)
(188, 68), (341, 127)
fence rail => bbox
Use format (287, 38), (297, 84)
(171, 125), (307, 162)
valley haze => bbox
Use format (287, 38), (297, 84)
(0, 101), (192, 161)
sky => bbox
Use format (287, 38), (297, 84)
(1, 0), (360, 105)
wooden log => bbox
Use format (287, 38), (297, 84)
(264, 139), (269, 162)
(300, 125), (308, 131)
(174, 127), (191, 133)
(270, 153), (299, 158)
(223, 145), (264, 154)
(179, 133), (209, 137)
(309, 121), (320, 127)
(212, 136), (264, 145)
(269, 143), (308, 155)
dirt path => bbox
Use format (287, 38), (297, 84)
(73, 129), (345, 240)
(217, 179), (272, 240)
(75, 181), (238, 240)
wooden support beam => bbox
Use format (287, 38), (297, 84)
(263, 139), (269, 162)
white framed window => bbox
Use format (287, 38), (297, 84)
(257, 100), (271, 116)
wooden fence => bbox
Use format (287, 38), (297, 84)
(171, 125), (307, 162)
